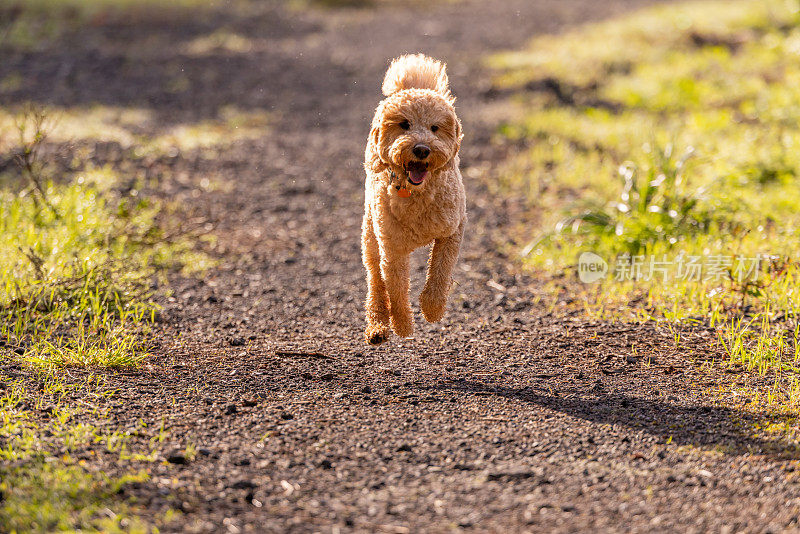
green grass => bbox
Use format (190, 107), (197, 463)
(0, 371), (162, 532)
(491, 0), (800, 389)
(0, 107), (205, 529)
(2, 460), (150, 533)
(1, 110), (170, 369)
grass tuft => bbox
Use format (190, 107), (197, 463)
(554, 144), (713, 255)
(0, 109), (164, 368)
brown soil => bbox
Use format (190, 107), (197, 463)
(4, 0), (800, 532)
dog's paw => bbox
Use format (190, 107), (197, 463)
(390, 316), (414, 338)
(420, 289), (447, 323)
(365, 324), (390, 345)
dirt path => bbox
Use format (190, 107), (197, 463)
(7, 0), (800, 531)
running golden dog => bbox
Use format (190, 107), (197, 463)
(361, 54), (466, 345)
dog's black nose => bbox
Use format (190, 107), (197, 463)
(412, 144), (430, 159)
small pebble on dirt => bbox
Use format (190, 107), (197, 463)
(224, 404), (238, 415)
(230, 480), (257, 489)
(167, 453), (188, 465)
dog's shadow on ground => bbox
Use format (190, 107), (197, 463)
(431, 379), (800, 461)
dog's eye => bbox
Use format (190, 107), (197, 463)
(399, 120), (410, 130)
(431, 125), (439, 133)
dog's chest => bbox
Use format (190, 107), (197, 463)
(386, 183), (463, 244)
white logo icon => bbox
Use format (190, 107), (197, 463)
(578, 252), (608, 283)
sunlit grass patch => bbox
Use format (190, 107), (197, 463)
(151, 105), (271, 153)
(491, 0), (800, 397)
(0, 373), (161, 532)
(289, 0), (458, 9)
(0, 169), (158, 369)
(488, 0), (798, 89)
(0, 107), (213, 369)
(0, 107), (150, 153)
(0, 105), (271, 156)
(23, 324), (149, 368)
(183, 29), (258, 56)
(0, 0), (221, 51)
(550, 144), (715, 256)
(718, 313), (800, 373)
(3, 0), (212, 11)
(1, 460), (150, 533)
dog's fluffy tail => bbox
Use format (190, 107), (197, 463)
(381, 54), (451, 100)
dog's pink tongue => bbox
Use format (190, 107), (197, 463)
(408, 168), (428, 184)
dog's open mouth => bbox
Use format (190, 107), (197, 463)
(405, 161), (429, 185)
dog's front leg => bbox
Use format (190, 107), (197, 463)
(362, 213), (391, 345)
(380, 253), (413, 338)
(420, 220), (464, 323)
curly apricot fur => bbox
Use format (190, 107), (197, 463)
(362, 54), (466, 344)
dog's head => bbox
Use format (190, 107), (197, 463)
(367, 55), (462, 188)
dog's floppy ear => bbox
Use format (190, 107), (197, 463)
(365, 124), (388, 174)
(370, 123), (380, 148)
(453, 117), (463, 156)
